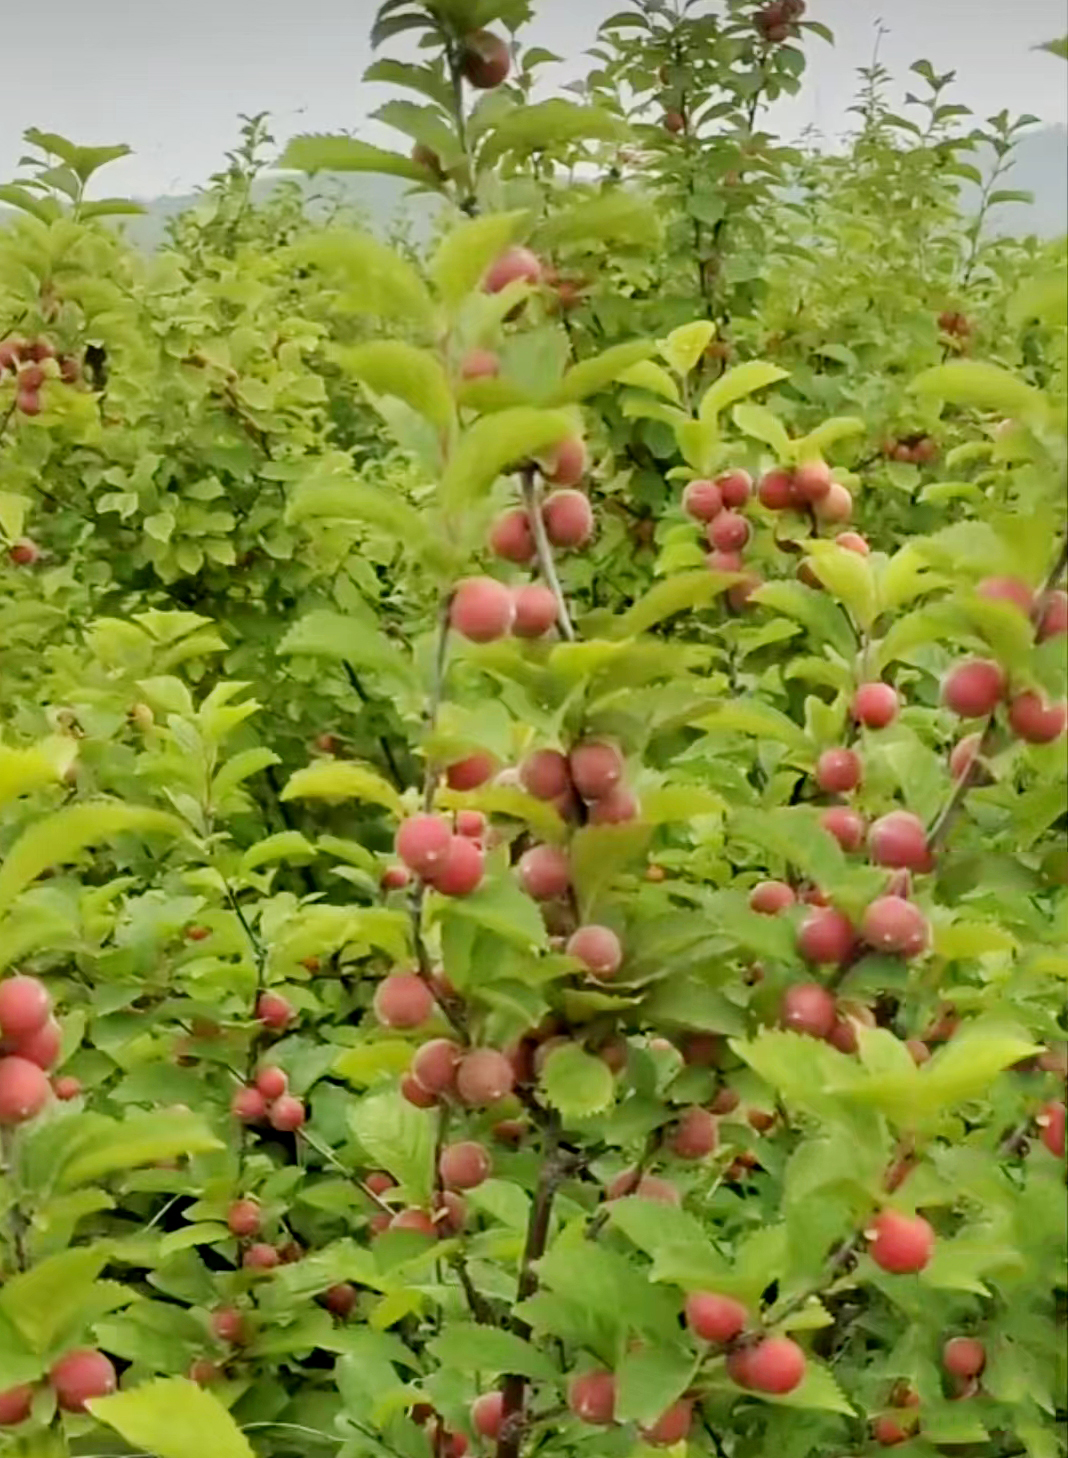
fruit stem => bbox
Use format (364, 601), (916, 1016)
(423, 594), (453, 809)
(521, 466), (576, 642)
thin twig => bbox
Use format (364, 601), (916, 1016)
(343, 661), (406, 791)
(522, 467), (575, 642)
(0, 1129), (29, 1272)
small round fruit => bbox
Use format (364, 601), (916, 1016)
(683, 479), (723, 521)
(816, 748), (862, 794)
(798, 907), (855, 967)
(14, 1016), (61, 1070)
(543, 436), (588, 487)
(567, 925), (623, 979)
(456, 1048), (515, 1106)
(512, 582), (558, 638)
(268, 1094), (306, 1132)
(729, 1337), (806, 1394)
(518, 843), (570, 900)
(231, 1086), (267, 1123)
(569, 740), (623, 801)
(396, 813), (451, 876)
(428, 835), (484, 897)
(820, 806), (866, 853)
(0, 1383), (33, 1426)
(322, 1283), (357, 1318)
(243, 1242), (281, 1270)
(869, 811), (931, 872)
(685, 1291), (747, 1344)
(446, 752), (496, 791)
(942, 658), (1006, 718)
(906, 1038), (931, 1066)
(256, 991), (294, 1031)
(471, 1391), (504, 1440)
(1036, 589), (1067, 641)
(793, 460), (832, 502)
(1008, 692), (1067, 744)
(381, 865), (411, 892)
(483, 247), (541, 294)
(709, 511), (750, 552)
(641, 1399), (693, 1446)
(568, 1371), (616, 1425)
(542, 490), (594, 550)
(861, 897), (929, 958)
(390, 1208), (437, 1237)
(717, 469), (752, 507)
(588, 787), (639, 824)
(439, 1140), (491, 1190)
(374, 973), (435, 1030)
(411, 1039), (461, 1096)
(814, 481), (852, 522)
(460, 28), (511, 88)
(461, 348), (500, 381)
(255, 1066), (288, 1101)
(758, 468), (795, 510)
(867, 1210), (935, 1273)
(977, 575), (1032, 615)
(450, 577), (515, 642)
(852, 682), (899, 729)
(670, 1106), (718, 1158)
(836, 530), (870, 554)
(50, 1350), (117, 1412)
(1038, 1099), (1066, 1157)
(211, 1307), (246, 1344)
(226, 1199), (261, 1238)
(401, 1072), (438, 1108)
(0, 976), (51, 1039)
(52, 1074), (82, 1101)
(0, 1056), (50, 1125)
(664, 110), (685, 134)
(872, 1415), (912, 1446)
(489, 508), (535, 564)
(520, 749), (571, 801)
(749, 880), (795, 915)
(781, 983), (837, 1039)
(15, 392), (41, 418)
(633, 1175), (679, 1204)
(943, 1337), (985, 1380)
(950, 732), (984, 782)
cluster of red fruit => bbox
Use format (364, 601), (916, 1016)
(757, 458), (855, 526)
(0, 975), (80, 1123)
(882, 434), (939, 465)
(230, 1064), (305, 1132)
(871, 1337), (987, 1445)
(682, 468), (763, 606)
(754, 0), (805, 44)
(0, 1349), (117, 1428)
(225, 1196), (305, 1271)
(0, 335), (73, 417)
(394, 807), (488, 899)
(937, 309), (973, 340)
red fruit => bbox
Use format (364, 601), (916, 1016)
(24, 339), (54, 363)
(872, 1415), (912, 1446)
(749, 880), (795, 915)
(389, 1207), (437, 1237)
(781, 983), (838, 1039)
(943, 1336), (985, 1379)
(435, 1430), (469, 1458)
(729, 564), (763, 604)
(518, 843), (570, 900)
(493, 1118), (526, 1145)
(255, 1066), (288, 1101)
(243, 1242), (281, 1270)
(14, 1016), (61, 1070)
(569, 740), (623, 801)
(435, 1191), (469, 1235)
(211, 1307), (246, 1344)
(256, 991), (294, 1031)
(567, 925), (623, 979)
(471, 1391), (504, 1439)
(568, 1370), (616, 1425)
(829, 1018), (859, 1053)
(632, 1175), (679, 1204)
(483, 247), (541, 294)
(0, 1056), (50, 1125)
(396, 813), (452, 875)
(188, 1359), (219, 1385)
(446, 752), (496, 791)
(52, 1074), (81, 1101)
(708, 549), (743, 574)
(439, 1140), (491, 1190)
(542, 490), (594, 550)
(852, 682), (899, 729)
(0, 1384), (33, 1426)
(867, 1210), (935, 1273)
(543, 436), (588, 487)
(820, 806), (866, 853)
(950, 732), (984, 782)
(1038, 1099), (1066, 1157)
(816, 747), (862, 794)
(642, 1399), (693, 1445)
(428, 835), (484, 897)
(0, 976), (51, 1039)
(869, 811), (931, 872)
(15, 392), (41, 418)
(50, 1350), (117, 1412)
(711, 1085), (740, 1114)
(268, 1094), (306, 1132)
(322, 1283), (357, 1318)
(19, 363), (45, 391)
(455, 809), (485, 839)
(683, 479), (723, 521)
(509, 582), (555, 638)
(814, 481), (852, 522)
(730, 1337), (806, 1394)
(708, 510), (750, 552)
(374, 973), (435, 1030)
(411, 1039), (461, 1096)
(664, 110), (685, 134)
(588, 787), (639, 824)
(717, 469), (752, 508)
(520, 749), (571, 801)
(798, 907), (855, 966)
(977, 576), (1032, 615)
(461, 348), (500, 381)
(1009, 692), (1067, 744)
(685, 1291), (747, 1344)
(401, 1072), (439, 1108)
(226, 1199), (261, 1238)
(906, 1039), (931, 1066)
(456, 1048), (515, 1106)
(0, 339), (21, 372)
(671, 1106), (718, 1158)
(489, 508), (535, 564)
(793, 460), (832, 502)
(758, 468), (796, 510)
(460, 28), (511, 88)
(381, 865), (411, 892)
(836, 531), (870, 554)
(862, 897), (929, 958)
(232, 1085), (267, 1123)
(450, 577), (515, 642)
(365, 1171), (395, 1197)
(1036, 589), (1067, 641)
(942, 658), (1006, 718)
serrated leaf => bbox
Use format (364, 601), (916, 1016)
(749, 581), (856, 658)
(616, 1344), (696, 1426)
(56, 1112), (223, 1188)
(285, 228), (436, 329)
(285, 478), (430, 551)
(240, 832), (318, 874)
(570, 822), (651, 916)
(430, 209), (530, 309)
(615, 361), (680, 402)
(439, 407), (574, 510)
(426, 1323), (556, 1379)
(910, 361), (1047, 425)
(330, 341), (454, 433)
(611, 570), (734, 638)
(212, 747), (280, 803)
(640, 786), (725, 824)
(278, 610), (412, 680)
(437, 873), (546, 948)
(541, 1042), (615, 1117)
(479, 100), (628, 166)
(796, 416), (865, 455)
(350, 1090), (434, 1200)
(696, 700), (810, 751)
(535, 190), (661, 251)
(805, 543), (878, 631)
(281, 761), (403, 814)
(549, 340), (655, 405)
(279, 133), (428, 183)
(732, 401), (792, 457)
(0, 743), (70, 811)
(699, 361), (789, 427)
(89, 1378), (255, 1458)
(0, 1248), (107, 1352)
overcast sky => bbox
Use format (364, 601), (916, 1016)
(4, 0), (1065, 197)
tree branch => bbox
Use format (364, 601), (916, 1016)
(522, 467), (575, 642)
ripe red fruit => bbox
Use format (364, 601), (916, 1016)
(729, 1337), (806, 1394)
(836, 530), (870, 554)
(456, 1048), (515, 1106)
(0, 976), (51, 1039)
(977, 576), (1032, 615)
(483, 247), (541, 294)
(0, 1384), (33, 1426)
(231, 1085), (267, 1123)
(670, 1106), (718, 1158)
(816, 747), (862, 794)
(374, 973), (435, 1030)
(950, 732), (984, 782)
(567, 925), (623, 979)
(15, 392), (41, 418)
(852, 682), (899, 729)
(52, 1074), (82, 1101)
(428, 835), (484, 897)
(588, 786), (639, 824)
(446, 752), (496, 791)
(227, 1199), (261, 1238)
(243, 1242), (281, 1270)
(814, 481), (852, 522)
(862, 897), (929, 958)
(211, 1307), (246, 1344)
(268, 1094), (306, 1132)
(568, 1370), (616, 1425)
(906, 1039), (931, 1066)
(512, 582), (558, 638)
(820, 806), (866, 853)
(664, 110), (685, 134)
(868, 1210), (935, 1273)
(256, 991), (294, 1031)
(450, 577), (515, 642)
(396, 814), (451, 875)
(255, 1066), (288, 1101)
(471, 1391), (504, 1440)
(390, 1207), (437, 1237)
(0, 339), (21, 372)
(542, 490), (594, 549)
(460, 348), (500, 381)
(543, 436), (588, 487)
(0, 1056), (50, 1125)
(781, 983), (838, 1039)
(439, 1140), (491, 1190)
(749, 880), (795, 915)
(14, 1016), (61, 1070)
(1038, 1099), (1066, 1157)
(758, 467), (795, 510)
(683, 479), (723, 521)
(793, 459), (832, 502)
(798, 907), (855, 966)
(717, 469), (752, 507)
(641, 1399), (693, 1445)
(411, 1039), (461, 1096)
(460, 28), (511, 88)
(381, 865), (411, 892)
(708, 510), (750, 552)
(322, 1283), (357, 1318)
(518, 843), (570, 900)
(401, 1072), (438, 1108)
(365, 1171), (396, 1198)
(455, 810), (485, 839)
(489, 508), (535, 564)
(869, 811), (931, 872)
(729, 563), (763, 602)
(685, 1291), (747, 1343)
(1036, 589), (1067, 641)
(872, 1415), (913, 1446)
(1009, 692), (1067, 744)
(569, 740), (623, 801)
(520, 749), (571, 801)
(943, 1336), (985, 1379)
(942, 658), (1006, 718)
(50, 1350), (117, 1412)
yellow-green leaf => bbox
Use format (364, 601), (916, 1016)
(56, 1111), (223, 1189)
(330, 341), (454, 433)
(910, 361), (1048, 425)
(282, 762), (403, 815)
(660, 322), (715, 376)
(0, 740), (73, 811)
(438, 785), (567, 843)
(430, 209), (530, 309)
(805, 543), (878, 631)
(699, 361), (789, 427)
(89, 1377), (255, 1458)
(732, 401), (792, 458)
(610, 570), (734, 638)
(439, 408), (575, 510)
(615, 360), (680, 402)
(796, 416), (865, 456)
(548, 340), (656, 405)
(284, 227), (436, 329)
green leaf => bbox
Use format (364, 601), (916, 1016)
(479, 100), (628, 166)
(910, 361), (1047, 425)
(611, 570), (734, 638)
(699, 361), (789, 427)
(640, 786), (725, 824)
(285, 477), (431, 552)
(278, 610), (412, 681)
(796, 416), (865, 456)
(437, 873), (546, 948)
(615, 361), (680, 403)
(56, 1111), (223, 1188)
(0, 183), (57, 221)
(350, 1090), (434, 1200)
(430, 210), (530, 310)
(696, 701), (810, 751)
(548, 340), (655, 405)
(0, 743), (70, 811)
(1037, 35), (1068, 58)
(212, 747), (280, 803)
(805, 543), (878, 631)
(426, 1323), (556, 1380)
(749, 581), (856, 658)
(285, 228), (436, 329)
(660, 322), (715, 376)
(571, 822), (652, 915)
(88, 1377), (255, 1458)
(78, 198), (147, 219)
(732, 401), (792, 458)
(535, 190), (661, 251)
(439, 408), (574, 510)
(616, 1344), (696, 1426)
(279, 133), (428, 183)
(281, 761), (403, 815)
(240, 832), (318, 874)
(330, 341), (454, 433)
(0, 1248), (106, 1353)
(540, 1042), (616, 1118)
(438, 785), (567, 843)
(363, 57), (453, 109)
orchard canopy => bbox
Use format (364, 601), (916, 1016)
(0, 2), (1065, 1457)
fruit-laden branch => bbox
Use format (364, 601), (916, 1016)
(521, 467), (576, 642)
